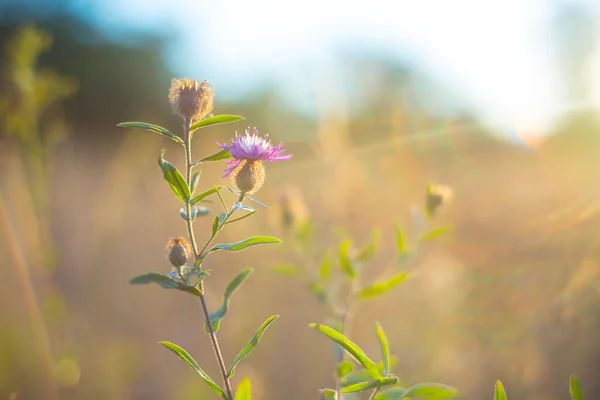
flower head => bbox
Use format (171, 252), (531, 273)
(218, 127), (292, 195)
(168, 78), (214, 122)
(166, 237), (192, 268)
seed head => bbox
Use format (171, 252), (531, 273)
(166, 237), (192, 268)
(168, 78), (214, 122)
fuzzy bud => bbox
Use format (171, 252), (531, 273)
(166, 237), (192, 268)
(231, 159), (266, 196)
(168, 78), (214, 122)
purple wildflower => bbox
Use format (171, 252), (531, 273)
(218, 127), (292, 178)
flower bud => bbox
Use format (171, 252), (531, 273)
(166, 237), (192, 268)
(231, 159), (266, 196)
(168, 78), (214, 122)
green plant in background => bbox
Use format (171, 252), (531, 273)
(273, 183), (455, 399)
(119, 78), (291, 399)
(493, 375), (585, 400)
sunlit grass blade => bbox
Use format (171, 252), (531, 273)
(207, 269), (253, 332)
(375, 322), (390, 377)
(309, 323), (381, 379)
(570, 375), (584, 400)
(189, 114), (245, 133)
(158, 151), (190, 203)
(359, 273), (409, 299)
(494, 381), (507, 400)
(160, 341), (226, 399)
(234, 377), (252, 400)
(398, 383), (457, 399)
(117, 122), (183, 143)
(191, 186), (222, 206)
(228, 315), (279, 378)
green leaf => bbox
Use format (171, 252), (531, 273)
(190, 171), (201, 195)
(207, 269), (253, 332)
(190, 114), (245, 133)
(130, 273), (202, 297)
(375, 387), (407, 400)
(337, 361), (355, 378)
(394, 224), (408, 255)
(211, 215), (220, 237)
(191, 186), (222, 206)
(357, 228), (381, 262)
(117, 122), (183, 143)
(234, 377), (252, 400)
(570, 375), (584, 400)
(494, 381), (507, 400)
(272, 264), (304, 277)
(398, 383), (457, 399)
(225, 210), (258, 225)
(159, 341), (226, 398)
(308, 282), (329, 304)
(319, 389), (338, 400)
(158, 151), (190, 203)
(342, 380), (378, 393)
(206, 236), (282, 255)
(319, 251), (333, 282)
(359, 273), (409, 299)
(180, 206), (211, 221)
(193, 149), (232, 166)
(228, 315), (279, 378)
(375, 322), (391, 377)
(418, 226), (453, 241)
(309, 323), (381, 379)
(341, 358), (399, 388)
(338, 239), (355, 279)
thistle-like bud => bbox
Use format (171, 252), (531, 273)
(425, 183), (454, 218)
(166, 237), (192, 268)
(232, 159), (266, 196)
(168, 78), (214, 122)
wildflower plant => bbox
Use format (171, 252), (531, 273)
(118, 78), (290, 399)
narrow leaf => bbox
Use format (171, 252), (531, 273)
(130, 273), (202, 297)
(158, 151), (190, 203)
(319, 251), (333, 282)
(319, 389), (338, 400)
(399, 383), (457, 399)
(193, 149), (232, 166)
(341, 380), (378, 393)
(228, 315), (279, 377)
(190, 171), (201, 195)
(226, 210), (258, 225)
(117, 122), (183, 143)
(375, 322), (391, 377)
(375, 387), (406, 400)
(309, 323), (381, 379)
(494, 381), (507, 400)
(394, 224), (408, 255)
(272, 264), (304, 277)
(234, 377), (252, 400)
(190, 114), (245, 132)
(418, 226), (453, 241)
(191, 186), (222, 206)
(207, 236), (281, 255)
(359, 273), (409, 299)
(570, 375), (584, 400)
(207, 269), (253, 332)
(211, 215), (220, 237)
(160, 341), (226, 398)
(337, 361), (355, 378)
(339, 239), (355, 279)
(357, 228), (381, 262)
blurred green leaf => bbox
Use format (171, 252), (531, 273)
(399, 383), (457, 399)
(319, 251), (333, 282)
(158, 151), (190, 203)
(359, 273), (409, 299)
(159, 341), (226, 399)
(234, 377), (252, 400)
(357, 228), (381, 262)
(207, 269), (253, 332)
(570, 375), (584, 400)
(375, 387), (407, 400)
(337, 361), (355, 378)
(191, 186), (222, 206)
(308, 282), (329, 304)
(375, 322), (390, 377)
(130, 272), (202, 297)
(342, 380), (378, 393)
(418, 226), (453, 241)
(193, 149), (232, 166)
(341, 358), (398, 388)
(494, 381), (507, 400)
(394, 224), (408, 255)
(117, 122), (184, 143)
(339, 239), (355, 279)
(228, 315), (279, 378)
(207, 236), (281, 255)
(190, 114), (245, 133)
(272, 264), (304, 277)
(309, 323), (381, 379)
(190, 171), (201, 195)
(319, 389), (338, 400)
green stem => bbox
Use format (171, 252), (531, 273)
(368, 387), (380, 400)
(183, 119), (234, 400)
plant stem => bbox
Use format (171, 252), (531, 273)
(335, 281), (357, 399)
(368, 387), (380, 400)
(183, 119), (234, 400)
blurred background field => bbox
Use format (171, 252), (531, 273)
(1, 1), (600, 399)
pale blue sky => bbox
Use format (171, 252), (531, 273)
(89, 0), (600, 138)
